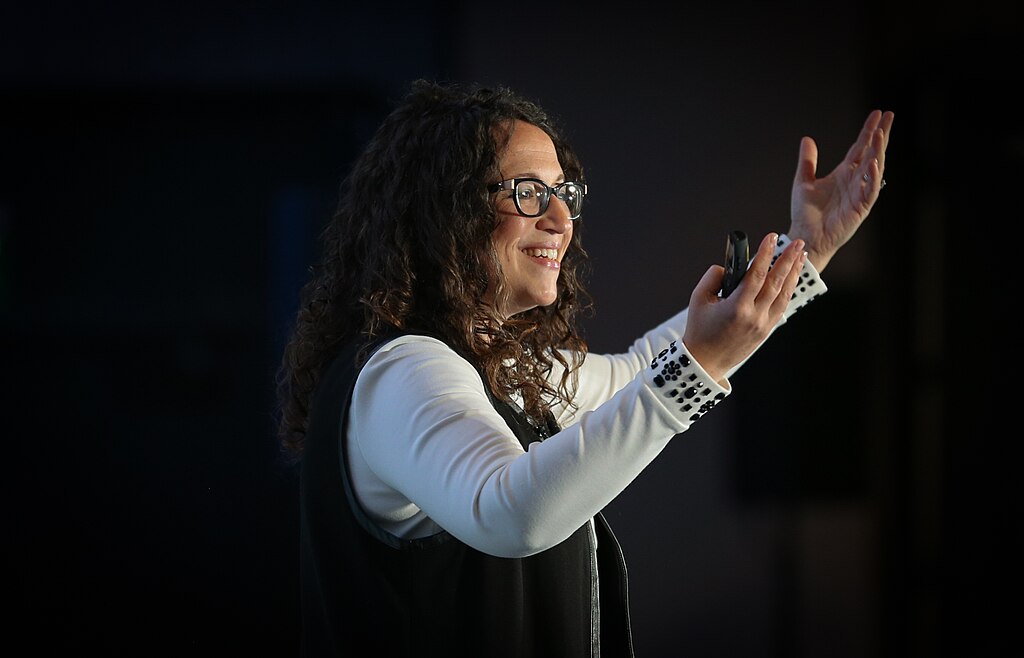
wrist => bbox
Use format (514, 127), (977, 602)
(781, 232), (829, 273)
(806, 248), (831, 273)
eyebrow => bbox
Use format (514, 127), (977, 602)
(506, 172), (567, 184)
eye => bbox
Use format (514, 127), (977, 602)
(559, 183), (579, 202)
(517, 181), (544, 200)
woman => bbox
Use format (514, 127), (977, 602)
(276, 79), (893, 657)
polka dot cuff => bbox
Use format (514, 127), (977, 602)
(645, 340), (729, 424)
(775, 233), (827, 319)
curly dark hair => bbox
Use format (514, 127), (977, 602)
(276, 79), (593, 460)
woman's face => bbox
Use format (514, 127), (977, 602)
(487, 120), (574, 319)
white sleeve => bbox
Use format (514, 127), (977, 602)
(349, 334), (727, 559)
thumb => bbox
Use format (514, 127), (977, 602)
(794, 135), (818, 185)
(692, 264), (727, 304)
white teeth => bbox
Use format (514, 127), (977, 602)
(523, 248), (558, 260)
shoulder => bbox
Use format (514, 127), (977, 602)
(367, 333), (468, 367)
(359, 333), (486, 397)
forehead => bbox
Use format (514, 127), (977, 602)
(499, 120), (561, 175)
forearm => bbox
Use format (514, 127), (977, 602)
(351, 336), (727, 558)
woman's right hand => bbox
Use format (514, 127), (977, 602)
(681, 232), (806, 383)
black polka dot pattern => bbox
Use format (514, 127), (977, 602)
(648, 340), (727, 422)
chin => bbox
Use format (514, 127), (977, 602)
(507, 298), (556, 318)
(534, 297), (559, 313)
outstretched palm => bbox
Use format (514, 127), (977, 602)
(789, 110), (894, 272)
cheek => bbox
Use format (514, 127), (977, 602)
(559, 228), (575, 262)
(491, 216), (528, 254)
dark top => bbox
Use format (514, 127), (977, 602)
(299, 331), (634, 657)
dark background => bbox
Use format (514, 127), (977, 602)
(3, 1), (1019, 656)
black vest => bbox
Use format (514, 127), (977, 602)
(299, 332), (634, 657)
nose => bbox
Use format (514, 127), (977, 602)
(536, 198), (573, 234)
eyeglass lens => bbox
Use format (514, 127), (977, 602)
(515, 180), (584, 219)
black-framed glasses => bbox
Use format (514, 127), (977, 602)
(488, 178), (587, 221)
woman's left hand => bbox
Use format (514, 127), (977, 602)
(788, 109), (894, 273)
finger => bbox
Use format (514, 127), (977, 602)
(862, 112), (894, 198)
(794, 136), (818, 185)
(855, 112), (893, 196)
(873, 130), (886, 174)
(862, 157), (883, 201)
(696, 263), (727, 304)
(752, 231), (781, 269)
(874, 110), (894, 172)
(843, 109), (883, 174)
(879, 110), (895, 146)
(757, 238), (804, 308)
(769, 249), (807, 319)
(736, 232), (780, 302)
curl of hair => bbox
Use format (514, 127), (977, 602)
(276, 79), (594, 461)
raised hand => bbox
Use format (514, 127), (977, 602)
(788, 109), (894, 272)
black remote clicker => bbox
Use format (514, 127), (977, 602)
(720, 230), (749, 298)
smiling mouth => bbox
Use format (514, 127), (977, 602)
(522, 247), (559, 261)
